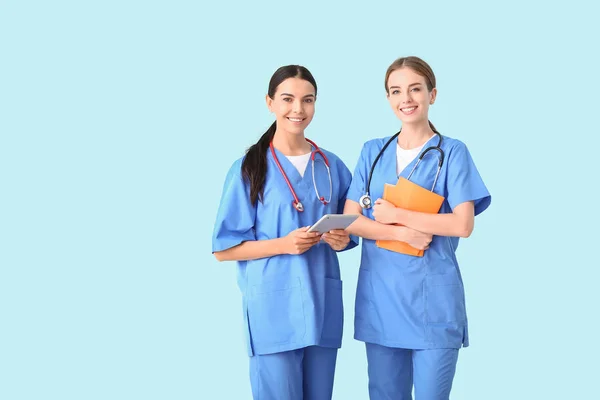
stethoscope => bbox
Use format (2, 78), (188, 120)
(270, 138), (332, 212)
(359, 130), (445, 209)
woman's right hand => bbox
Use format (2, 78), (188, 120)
(282, 227), (322, 255)
(399, 227), (433, 250)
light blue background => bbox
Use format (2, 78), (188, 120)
(1, 1), (598, 399)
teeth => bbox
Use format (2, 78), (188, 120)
(401, 107), (415, 112)
(288, 118), (303, 122)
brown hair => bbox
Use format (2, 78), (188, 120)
(384, 56), (438, 132)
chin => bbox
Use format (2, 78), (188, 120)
(397, 114), (424, 124)
(285, 125), (307, 135)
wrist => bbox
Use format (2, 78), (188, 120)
(273, 237), (288, 255)
(393, 226), (407, 242)
(394, 208), (406, 225)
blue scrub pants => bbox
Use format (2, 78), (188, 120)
(249, 346), (338, 400)
(366, 343), (459, 400)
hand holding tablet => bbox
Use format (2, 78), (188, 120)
(307, 214), (359, 234)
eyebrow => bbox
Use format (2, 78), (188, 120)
(280, 93), (316, 98)
(389, 83), (423, 89)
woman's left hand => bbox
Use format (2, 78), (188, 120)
(372, 198), (400, 225)
(322, 229), (350, 251)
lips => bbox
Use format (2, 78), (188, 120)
(399, 106), (417, 115)
(287, 117), (306, 123)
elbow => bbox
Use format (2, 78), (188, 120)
(459, 229), (472, 238)
(213, 251), (227, 262)
(458, 223), (474, 238)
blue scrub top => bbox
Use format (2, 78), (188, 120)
(347, 135), (491, 350)
(212, 145), (358, 356)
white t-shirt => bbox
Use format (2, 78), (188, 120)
(286, 153), (311, 177)
(396, 136), (435, 176)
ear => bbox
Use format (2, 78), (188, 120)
(266, 95), (273, 112)
(429, 88), (437, 105)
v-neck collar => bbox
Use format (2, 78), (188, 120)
(269, 144), (314, 207)
(271, 145), (314, 183)
(396, 134), (437, 179)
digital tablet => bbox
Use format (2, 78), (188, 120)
(307, 214), (359, 234)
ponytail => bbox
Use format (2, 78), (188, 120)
(428, 120), (439, 134)
(241, 121), (277, 204)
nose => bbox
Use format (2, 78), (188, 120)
(401, 91), (412, 104)
(292, 99), (304, 113)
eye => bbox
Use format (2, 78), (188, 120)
(410, 87), (421, 92)
(304, 98), (314, 103)
(282, 97), (293, 102)
(391, 89), (400, 95)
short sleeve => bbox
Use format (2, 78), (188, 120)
(212, 160), (257, 253)
(346, 143), (369, 204)
(445, 142), (491, 216)
(335, 159), (359, 251)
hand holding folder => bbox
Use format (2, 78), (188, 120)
(376, 177), (445, 256)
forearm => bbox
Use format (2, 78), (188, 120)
(345, 199), (407, 241)
(345, 214), (408, 241)
(393, 204), (474, 238)
(214, 238), (286, 261)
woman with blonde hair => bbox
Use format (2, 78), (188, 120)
(345, 56), (491, 399)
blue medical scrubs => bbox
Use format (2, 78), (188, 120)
(212, 145), (357, 400)
(347, 135), (491, 399)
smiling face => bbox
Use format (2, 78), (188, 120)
(266, 77), (316, 136)
(386, 67), (437, 125)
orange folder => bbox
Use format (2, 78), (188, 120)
(376, 177), (445, 257)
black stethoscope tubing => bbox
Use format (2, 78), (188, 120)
(359, 130), (445, 209)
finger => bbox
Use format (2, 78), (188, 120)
(297, 231), (321, 239)
(297, 244), (315, 252)
(295, 237), (321, 245)
(297, 235), (321, 244)
(308, 235), (324, 242)
(325, 233), (348, 241)
(329, 230), (349, 235)
(323, 236), (344, 247)
(321, 235), (334, 244)
(328, 240), (347, 250)
(301, 241), (320, 251)
(297, 241), (318, 252)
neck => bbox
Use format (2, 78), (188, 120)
(397, 121), (435, 149)
(272, 130), (311, 156)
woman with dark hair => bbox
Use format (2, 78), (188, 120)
(212, 65), (357, 399)
(344, 56), (492, 399)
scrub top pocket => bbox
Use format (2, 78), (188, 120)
(248, 277), (306, 346)
(354, 269), (382, 337)
(424, 273), (466, 324)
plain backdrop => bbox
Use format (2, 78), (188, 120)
(1, 1), (599, 399)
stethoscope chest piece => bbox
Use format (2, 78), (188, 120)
(359, 194), (372, 209)
(294, 201), (304, 212)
